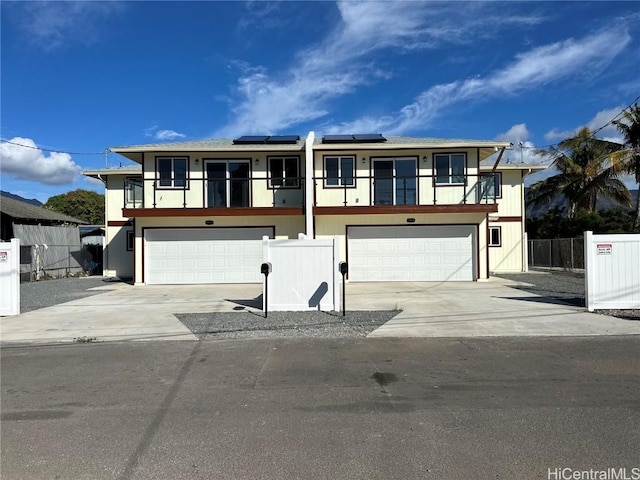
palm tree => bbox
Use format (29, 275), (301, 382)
(528, 127), (631, 219)
(612, 103), (640, 232)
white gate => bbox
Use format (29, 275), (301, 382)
(584, 231), (640, 311)
(262, 235), (339, 311)
(0, 239), (21, 316)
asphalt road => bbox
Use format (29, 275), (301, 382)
(2, 336), (639, 480)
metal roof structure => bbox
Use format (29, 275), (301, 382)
(0, 194), (86, 224)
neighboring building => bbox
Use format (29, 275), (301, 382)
(84, 133), (545, 284)
(0, 193), (87, 280)
(1, 193), (86, 240)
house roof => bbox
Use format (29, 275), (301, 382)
(0, 194), (87, 224)
(108, 134), (515, 163)
(84, 165), (142, 178)
(110, 138), (305, 163)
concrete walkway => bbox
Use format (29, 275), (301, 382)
(1, 278), (638, 344)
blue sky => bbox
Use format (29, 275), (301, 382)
(1, 1), (639, 203)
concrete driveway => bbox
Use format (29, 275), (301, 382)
(1, 277), (638, 344)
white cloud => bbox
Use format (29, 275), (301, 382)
(0, 138), (81, 185)
(215, 2), (546, 136)
(155, 130), (186, 141)
(495, 124), (531, 144)
(144, 126), (186, 141)
(334, 29), (631, 135)
(10, 1), (124, 51)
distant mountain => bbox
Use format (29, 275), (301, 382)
(526, 188), (639, 218)
(0, 191), (44, 207)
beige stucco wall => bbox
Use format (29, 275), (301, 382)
(105, 175), (132, 221)
(104, 225), (134, 279)
(488, 222), (524, 272)
(487, 169), (526, 272)
(493, 170), (524, 217)
(131, 215), (304, 284)
(315, 212), (489, 280)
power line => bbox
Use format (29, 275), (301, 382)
(0, 138), (107, 156)
(528, 95), (640, 152)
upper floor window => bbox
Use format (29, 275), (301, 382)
(125, 177), (143, 206)
(324, 156), (355, 187)
(268, 156), (299, 188)
(205, 160), (250, 208)
(480, 172), (502, 199)
(157, 157), (187, 188)
(435, 153), (466, 185)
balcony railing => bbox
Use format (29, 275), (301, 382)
(312, 173), (498, 207)
(123, 173), (498, 210)
(124, 176), (306, 209)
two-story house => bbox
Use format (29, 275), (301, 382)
(84, 132), (545, 285)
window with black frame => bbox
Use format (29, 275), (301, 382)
(325, 156), (355, 187)
(268, 157), (299, 188)
(157, 157), (187, 188)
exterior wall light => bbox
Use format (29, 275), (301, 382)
(255, 158), (260, 165)
(195, 158), (199, 165)
(422, 156), (428, 162)
(407, 218), (416, 223)
(362, 157), (366, 164)
(205, 220), (214, 225)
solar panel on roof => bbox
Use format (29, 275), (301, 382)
(233, 135), (269, 144)
(322, 135), (355, 143)
(265, 135), (300, 144)
(353, 134), (386, 143)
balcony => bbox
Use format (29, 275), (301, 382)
(122, 176), (306, 217)
(312, 172), (499, 214)
(122, 172), (499, 217)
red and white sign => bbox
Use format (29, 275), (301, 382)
(0, 251), (7, 263)
(596, 244), (612, 255)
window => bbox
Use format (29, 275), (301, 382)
(205, 160), (250, 207)
(480, 172), (502, 199)
(435, 153), (466, 185)
(126, 230), (134, 251)
(157, 157), (187, 188)
(372, 157), (417, 205)
(268, 156), (299, 188)
(324, 156), (355, 187)
(489, 226), (501, 247)
(125, 177), (143, 206)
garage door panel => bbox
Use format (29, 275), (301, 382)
(349, 225), (474, 282)
(145, 227), (272, 285)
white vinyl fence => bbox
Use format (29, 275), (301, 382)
(262, 235), (340, 311)
(584, 231), (640, 311)
(0, 239), (21, 316)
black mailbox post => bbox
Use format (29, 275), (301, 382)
(339, 262), (348, 316)
(260, 262), (272, 318)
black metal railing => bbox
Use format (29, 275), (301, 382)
(312, 173), (498, 207)
(123, 176), (306, 209)
(123, 172), (498, 209)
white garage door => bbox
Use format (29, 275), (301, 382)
(145, 227), (272, 285)
(348, 225), (475, 282)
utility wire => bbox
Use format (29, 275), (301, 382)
(0, 138), (108, 156)
(523, 94), (640, 152)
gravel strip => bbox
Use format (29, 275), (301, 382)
(176, 310), (399, 340)
(20, 276), (121, 313)
(496, 271), (640, 320)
